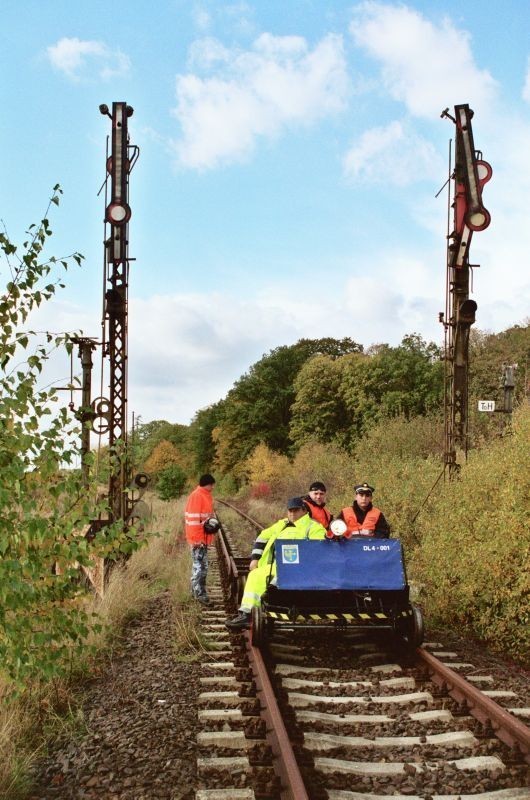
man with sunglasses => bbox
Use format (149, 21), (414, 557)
(337, 482), (390, 538)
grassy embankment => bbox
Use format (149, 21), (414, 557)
(0, 494), (206, 800)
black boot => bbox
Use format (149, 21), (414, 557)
(225, 611), (251, 629)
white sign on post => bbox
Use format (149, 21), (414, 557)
(478, 400), (495, 412)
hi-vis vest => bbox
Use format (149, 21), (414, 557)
(305, 499), (332, 530)
(184, 485), (214, 545)
(341, 506), (382, 536)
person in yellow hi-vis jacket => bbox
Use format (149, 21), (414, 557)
(225, 496), (326, 630)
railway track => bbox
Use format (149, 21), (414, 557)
(194, 503), (530, 800)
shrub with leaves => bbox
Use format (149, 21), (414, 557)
(249, 481), (272, 500)
(413, 404), (530, 663)
(0, 189), (141, 687)
(156, 464), (187, 501)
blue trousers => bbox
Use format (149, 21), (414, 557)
(190, 544), (208, 598)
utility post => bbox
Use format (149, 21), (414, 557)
(440, 104), (492, 479)
(501, 364), (516, 414)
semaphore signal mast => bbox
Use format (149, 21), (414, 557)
(440, 104), (492, 479)
(75, 103), (149, 584)
(97, 101), (139, 523)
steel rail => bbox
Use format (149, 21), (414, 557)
(215, 503), (309, 799)
(216, 498), (264, 531)
(244, 631), (309, 800)
(417, 647), (530, 764)
(215, 514), (237, 581)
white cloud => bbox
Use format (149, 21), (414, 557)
(46, 37), (130, 81)
(124, 263), (447, 422)
(29, 260), (526, 427)
(171, 32), (349, 169)
(349, 2), (497, 118)
(343, 119), (444, 185)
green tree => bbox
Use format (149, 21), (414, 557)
(156, 464), (187, 500)
(373, 333), (443, 417)
(215, 338), (363, 474)
(340, 334), (443, 436)
(0, 191), (141, 686)
(468, 322), (530, 444)
(290, 335), (443, 453)
(290, 353), (359, 449)
(188, 402), (224, 474)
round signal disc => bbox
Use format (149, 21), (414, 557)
(330, 519), (347, 537)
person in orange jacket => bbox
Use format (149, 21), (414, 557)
(184, 473), (217, 605)
(303, 480), (333, 531)
(336, 482), (390, 538)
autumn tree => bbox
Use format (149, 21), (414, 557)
(143, 439), (182, 478)
(134, 419), (192, 473)
(242, 442), (291, 497)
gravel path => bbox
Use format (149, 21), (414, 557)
(29, 591), (199, 800)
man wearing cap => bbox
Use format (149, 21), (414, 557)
(248, 482), (331, 569)
(303, 481), (333, 531)
(184, 473), (217, 605)
(225, 497), (326, 629)
(337, 483), (390, 538)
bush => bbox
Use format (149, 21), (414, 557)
(413, 404), (530, 663)
(156, 465), (187, 501)
(242, 443), (291, 499)
(250, 482), (272, 499)
(0, 193), (143, 688)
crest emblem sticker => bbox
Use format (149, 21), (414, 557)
(281, 544), (299, 564)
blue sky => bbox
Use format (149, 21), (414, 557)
(1, 1), (529, 425)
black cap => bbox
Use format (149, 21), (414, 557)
(309, 481), (326, 492)
(355, 482), (374, 493)
(287, 496), (308, 510)
(199, 473), (216, 487)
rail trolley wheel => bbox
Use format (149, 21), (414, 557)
(237, 574), (246, 604)
(403, 604), (424, 649)
(251, 606), (266, 648)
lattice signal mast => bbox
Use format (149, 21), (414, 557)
(98, 102), (139, 521)
(440, 104), (492, 478)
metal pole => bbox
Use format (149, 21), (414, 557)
(99, 101), (138, 524)
(73, 337), (97, 488)
(441, 104), (491, 478)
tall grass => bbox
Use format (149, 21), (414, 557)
(0, 682), (37, 800)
